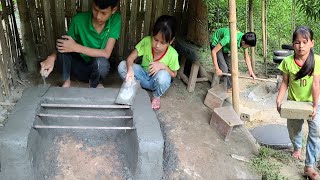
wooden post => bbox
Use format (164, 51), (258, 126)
(248, 0), (255, 73)
(228, 0), (239, 113)
(261, 0), (267, 75)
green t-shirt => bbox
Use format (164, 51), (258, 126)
(210, 27), (244, 53)
(135, 36), (180, 72)
(278, 54), (320, 102)
(67, 11), (121, 62)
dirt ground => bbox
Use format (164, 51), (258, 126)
(0, 66), (312, 179)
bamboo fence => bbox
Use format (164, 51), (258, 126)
(0, 0), (26, 101)
(1, 0), (208, 100)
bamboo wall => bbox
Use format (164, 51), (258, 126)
(0, 0), (26, 101)
(18, 0), (190, 70)
(0, 0), (208, 100)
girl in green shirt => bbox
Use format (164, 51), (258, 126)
(276, 26), (320, 180)
(118, 15), (180, 110)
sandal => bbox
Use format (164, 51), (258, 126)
(292, 149), (302, 160)
(151, 97), (161, 110)
(304, 167), (319, 180)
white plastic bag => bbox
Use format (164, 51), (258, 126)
(115, 80), (140, 105)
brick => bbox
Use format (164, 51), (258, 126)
(204, 84), (228, 111)
(210, 106), (244, 140)
(240, 106), (261, 122)
(280, 100), (313, 120)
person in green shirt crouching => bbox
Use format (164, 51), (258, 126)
(40, 0), (121, 88)
(210, 27), (256, 93)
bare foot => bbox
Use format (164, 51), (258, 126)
(62, 80), (71, 88)
(96, 84), (104, 88)
(304, 167), (319, 180)
(292, 149), (302, 160)
(151, 97), (161, 110)
(227, 88), (232, 93)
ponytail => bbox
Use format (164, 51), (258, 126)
(295, 48), (315, 80)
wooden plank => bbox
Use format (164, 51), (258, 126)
(143, 0), (152, 36)
(37, 113), (133, 119)
(41, 104), (130, 109)
(33, 125), (136, 130)
(187, 60), (200, 92)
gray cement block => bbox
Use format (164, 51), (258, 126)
(240, 106), (261, 122)
(281, 100), (313, 120)
(204, 84), (228, 111)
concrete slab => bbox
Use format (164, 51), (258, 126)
(0, 86), (164, 179)
(240, 106), (261, 122)
(281, 100), (313, 120)
(251, 124), (292, 149)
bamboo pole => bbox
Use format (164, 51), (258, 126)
(119, 0), (127, 57)
(291, 0), (296, 33)
(228, 0), (239, 113)
(42, 0), (54, 53)
(1, 0), (18, 86)
(33, 125), (136, 130)
(143, 0), (152, 36)
(248, 0), (255, 72)
(129, 0), (139, 50)
(261, 0), (267, 75)
(0, 12), (11, 97)
(17, 0), (38, 72)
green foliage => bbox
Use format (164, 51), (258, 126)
(250, 147), (291, 180)
(297, 0), (320, 20)
(205, 0), (320, 58)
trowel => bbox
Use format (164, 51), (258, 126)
(115, 79), (140, 106)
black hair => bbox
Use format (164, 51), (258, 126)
(93, 0), (119, 9)
(293, 26), (315, 80)
(241, 32), (256, 47)
(152, 15), (176, 43)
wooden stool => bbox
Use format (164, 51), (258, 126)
(175, 39), (212, 92)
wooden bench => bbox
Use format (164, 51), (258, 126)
(175, 39), (212, 92)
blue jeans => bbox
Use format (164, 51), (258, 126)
(56, 52), (110, 88)
(117, 61), (171, 98)
(287, 104), (320, 167)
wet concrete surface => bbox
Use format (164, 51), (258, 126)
(0, 86), (164, 180)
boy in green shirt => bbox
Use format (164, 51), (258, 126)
(210, 27), (256, 92)
(40, 0), (121, 88)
